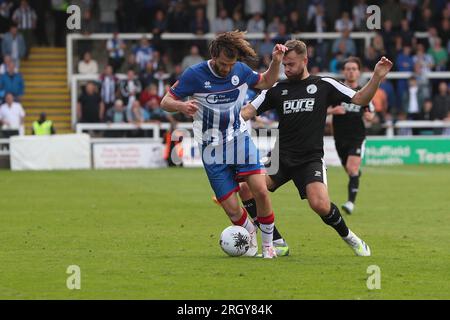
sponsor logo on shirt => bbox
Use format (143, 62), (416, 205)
(204, 81), (211, 89)
(206, 89), (240, 104)
(283, 98), (315, 114)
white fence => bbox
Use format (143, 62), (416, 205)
(74, 121), (450, 138)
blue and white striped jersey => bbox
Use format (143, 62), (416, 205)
(169, 60), (261, 145)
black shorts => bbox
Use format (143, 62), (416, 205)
(266, 158), (328, 199)
(335, 139), (366, 166)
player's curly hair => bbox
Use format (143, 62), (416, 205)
(209, 31), (258, 62)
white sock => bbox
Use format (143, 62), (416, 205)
(233, 208), (256, 234)
(242, 216), (256, 234)
(259, 223), (274, 247)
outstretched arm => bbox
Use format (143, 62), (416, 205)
(254, 44), (287, 90)
(352, 57), (393, 106)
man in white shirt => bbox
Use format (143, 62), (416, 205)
(0, 92), (25, 136)
(78, 51), (99, 75)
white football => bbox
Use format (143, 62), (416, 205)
(219, 226), (250, 257)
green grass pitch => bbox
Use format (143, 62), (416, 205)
(0, 165), (449, 299)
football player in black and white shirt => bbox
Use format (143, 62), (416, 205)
(240, 40), (393, 256)
(327, 57), (375, 215)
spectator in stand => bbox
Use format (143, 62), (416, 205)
(372, 33), (386, 57)
(139, 83), (160, 110)
(190, 7), (209, 35)
(152, 9), (167, 35)
(244, 0), (264, 18)
(12, 0), (37, 59)
(381, 0), (403, 28)
(168, 64), (183, 85)
(32, 112), (55, 135)
(134, 37), (154, 72)
(232, 10), (246, 31)
(432, 82), (450, 122)
(307, 3), (328, 33)
(78, 52), (98, 75)
(363, 46), (381, 71)
(415, 7), (434, 31)
(98, 0), (118, 32)
(413, 62), (431, 100)
(399, 19), (415, 47)
(211, 8), (233, 34)
(413, 43), (434, 74)
(166, 1), (189, 33)
(438, 18), (449, 50)
(286, 11), (303, 34)
(307, 45), (323, 73)
(380, 20), (397, 58)
(247, 11), (264, 35)
(181, 45), (203, 71)
(0, 2), (13, 34)
(1, 24), (26, 68)
(153, 65), (171, 97)
(125, 53), (140, 75)
(0, 92), (25, 137)
(127, 100), (148, 137)
(116, 0), (138, 33)
(246, 12), (265, 47)
(399, 0), (419, 22)
(258, 33), (275, 59)
(105, 99), (127, 137)
(402, 77), (426, 134)
(0, 62), (24, 100)
(352, 0), (368, 31)
(0, 56), (17, 75)
(77, 82), (104, 123)
(106, 32), (126, 73)
(161, 53), (175, 75)
(335, 12), (353, 32)
(105, 99), (127, 123)
(272, 22), (290, 45)
(332, 30), (356, 57)
(139, 62), (155, 89)
(329, 52), (345, 73)
(427, 37), (448, 71)
(100, 65), (118, 111)
(120, 69), (142, 107)
(146, 96), (176, 126)
(380, 78), (398, 114)
(396, 45), (415, 104)
(266, 15), (281, 34)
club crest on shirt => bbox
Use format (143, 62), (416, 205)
(307, 84), (317, 94)
(231, 75), (239, 86)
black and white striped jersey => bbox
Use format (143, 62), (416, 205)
(332, 86), (374, 143)
(251, 75), (356, 166)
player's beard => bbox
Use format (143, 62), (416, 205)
(286, 67), (306, 81)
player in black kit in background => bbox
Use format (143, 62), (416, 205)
(240, 40), (393, 256)
(328, 57), (375, 215)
